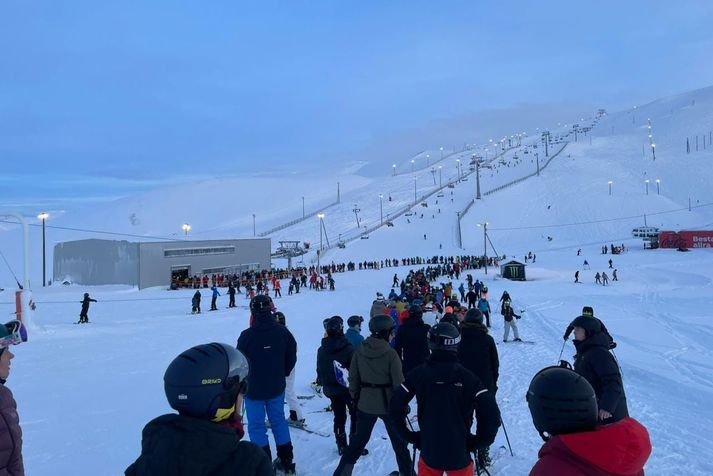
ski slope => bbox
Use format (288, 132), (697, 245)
(1, 85), (713, 475)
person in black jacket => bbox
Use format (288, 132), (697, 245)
(501, 300), (521, 342)
(237, 295), (298, 475)
(390, 323), (500, 476)
(393, 304), (431, 375)
(563, 306), (616, 349)
(571, 316), (629, 425)
(465, 288), (478, 309)
(499, 291), (511, 314)
(79, 292), (97, 323)
(126, 343), (273, 476)
(317, 316), (358, 455)
(457, 309), (499, 393)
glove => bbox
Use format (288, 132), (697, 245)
(516, 315), (521, 319)
(406, 430), (421, 449)
(466, 433), (483, 452)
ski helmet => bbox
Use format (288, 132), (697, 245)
(503, 300), (511, 307)
(250, 294), (273, 315)
(408, 304), (423, 320)
(347, 315), (364, 327)
(369, 314), (395, 333)
(464, 308), (484, 324)
(274, 311), (286, 326)
(526, 364), (598, 440)
(325, 316), (344, 336)
(428, 323), (461, 352)
(569, 315), (602, 337)
(581, 306), (594, 317)
(164, 343), (249, 422)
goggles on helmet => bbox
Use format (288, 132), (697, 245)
(0, 320), (27, 350)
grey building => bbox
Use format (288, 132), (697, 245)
(54, 238), (271, 289)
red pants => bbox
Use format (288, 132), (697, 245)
(418, 457), (474, 476)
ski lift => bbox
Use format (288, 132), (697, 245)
(337, 241), (346, 249)
(385, 221), (394, 227)
(420, 202), (428, 208)
(405, 212), (414, 216)
(437, 193), (445, 198)
(360, 235), (370, 240)
(447, 184), (455, 189)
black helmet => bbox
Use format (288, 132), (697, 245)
(84, 293), (89, 297)
(569, 315), (602, 337)
(164, 343), (249, 422)
(274, 311), (286, 326)
(369, 314), (395, 333)
(526, 364), (598, 441)
(408, 304), (423, 320)
(325, 316), (344, 336)
(581, 306), (594, 317)
(464, 308), (484, 324)
(347, 315), (364, 327)
(250, 295), (273, 315)
(428, 323), (461, 352)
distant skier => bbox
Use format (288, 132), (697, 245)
(466, 287), (478, 309)
(574, 271), (580, 283)
(79, 292), (97, 323)
(191, 290), (202, 314)
(458, 283), (466, 302)
(602, 272), (609, 286)
(613, 269), (618, 281)
(501, 300), (521, 342)
(210, 285), (220, 311)
(594, 272), (601, 284)
(477, 295), (491, 328)
(392, 274), (399, 287)
(228, 283), (237, 308)
(608, 259), (613, 269)
(577, 249), (581, 256)
(274, 280), (282, 298)
(583, 260), (590, 270)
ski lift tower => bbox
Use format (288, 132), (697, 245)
(0, 212), (33, 329)
(271, 241), (308, 270)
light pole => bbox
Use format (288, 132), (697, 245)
(37, 212), (49, 287)
(477, 222), (488, 275)
(608, 181), (613, 196)
(456, 159), (461, 180)
(182, 223), (191, 236)
(440, 146), (444, 159)
(656, 179), (661, 195)
(379, 194), (384, 224)
(438, 166), (442, 188)
(536, 152), (540, 176)
(651, 143), (656, 161)
(318, 213), (325, 251)
(476, 161), (481, 199)
(413, 176), (417, 204)
(411, 159), (415, 174)
(252, 214), (256, 236)
(302, 196), (305, 218)
(426, 154), (430, 166)
(392, 164), (396, 176)
(645, 179), (649, 195)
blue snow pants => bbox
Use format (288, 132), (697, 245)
(245, 392), (291, 447)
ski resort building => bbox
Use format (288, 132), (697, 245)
(53, 238), (271, 289)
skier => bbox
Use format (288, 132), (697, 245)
(191, 290), (202, 314)
(501, 300), (522, 342)
(608, 259), (613, 269)
(571, 316), (629, 424)
(228, 282), (237, 308)
(275, 312), (303, 426)
(274, 280), (282, 298)
(613, 269), (618, 281)
(574, 271), (579, 283)
(392, 274), (399, 287)
(345, 315), (365, 350)
(79, 292), (97, 323)
(457, 282), (466, 302)
(237, 295), (298, 475)
(125, 343), (273, 476)
(594, 272), (601, 284)
(390, 323), (501, 476)
(332, 315), (412, 476)
(210, 285), (220, 311)
(602, 272), (609, 286)
(393, 304), (431, 375)
(465, 287), (478, 309)
(583, 260), (590, 270)
(0, 320), (26, 476)
(317, 317), (359, 455)
(577, 249), (581, 256)
(477, 295), (492, 328)
(499, 290), (511, 314)
(527, 364), (651, 475)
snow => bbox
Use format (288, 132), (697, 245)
(2, 85), (713, 475)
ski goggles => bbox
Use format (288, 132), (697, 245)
(0, 320), (27, 350)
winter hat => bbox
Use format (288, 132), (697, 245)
(464, 308), (484, 324)
(347, 315), (364, 328)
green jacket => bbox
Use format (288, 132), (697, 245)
(348, 336), (404, 415)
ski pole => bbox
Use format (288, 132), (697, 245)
(557, 339), (567, 362)
(406, 417), (417, 474)
(500, 415), (514, 457)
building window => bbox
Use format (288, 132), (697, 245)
(163, 246), (235, 258)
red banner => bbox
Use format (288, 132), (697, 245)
(659, 231), (713, 249)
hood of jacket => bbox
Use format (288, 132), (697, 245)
(321, 335), (352, 354)
(360, 336), (393, 359)
(573, 331), (611, 355)
(460, 322), (489, 334)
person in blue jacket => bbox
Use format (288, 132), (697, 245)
(237, 295), (298, 475)
(388, 289), (398, 300)
(477, 296), (491, 328)
(210, 285), (220, 311)
(345, 315), (365, 349)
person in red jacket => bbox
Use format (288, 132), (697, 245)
(526, 363), (651, 476)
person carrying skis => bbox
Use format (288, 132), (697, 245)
(345, 315), (365, 350)
(237, 295), (298, 475)
(275, 312), (303, 426)
(191, 290), (202, 314)
(390, 323), (501, 476)
(228, 282), (237, 308)
(393, 304), (431, 376)
(79, 292), (97, 323)
(317, 317), (360, 455)
(477, 295), (492, 328)
(527, 363), (651, 475)
(332, 315), (412, 476)
(210, 285), (220, 311)
(126, 343), (273, 476)
(501, 300), (521, 342)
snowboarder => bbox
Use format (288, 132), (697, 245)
(393, 304), (431, 375)
(228, 283), (237, 308)
(275, 312), (303, 426)
(125, 343), (273, 476)
(477, 296), (492, 328)
(237, 295), (298, 475)
(210, 285), (220, 311)
(526, 363), (651, 475)
(332, 315), (412, 476)
(191, 290), (202, 314)
(345, 315), (364, 350)
(613, 269), (618, 281)
(574, 271), (580, 283)
(501, 300), (521, 342)
(79, 293), (97, 323)
(571, 316), (629, 424)
(390, 322), (501, 475)
(594, 272), (601, 284)
(317, 317), (359, 455)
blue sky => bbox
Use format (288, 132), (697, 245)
(2, 0), (713, 206)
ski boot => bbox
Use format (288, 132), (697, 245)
(477, 447), (492, 467)
(274, 443), (296, 475)
(513, 337), (522, 342)
(289, 410), (305, 426)
(335, 429), (348, 455)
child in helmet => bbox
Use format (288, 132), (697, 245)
(79, 292), (97, 323)
(0, 320), (27, 475)
(501, 300), (521, 342)
(126, 343), (273, 476)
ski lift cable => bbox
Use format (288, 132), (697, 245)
(0, 249), (21, 288)
(0, 220), (180, 242)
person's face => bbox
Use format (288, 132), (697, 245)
(573, 327), (586, 342)
(0, 349), (14, 380)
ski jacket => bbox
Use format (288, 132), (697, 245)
(477, 298), (490, 314)
(499, 292), (510, 303)
(81, 296), (97, 312)
(501, 307), (520, 322)
(211, 287), (220, 298)
(237, 313), (297, 400)
(530, 418), (651, 476)
(0, 385), (23, 476)
(345, 327), (364, 350)
(125, 414), (272, 476)
(389, 351), (500, 472)
(370, 300), (387, 318)
(457, 323), (499, 392)
(393, 315), (431, 375)
(349, 336), (403, 415)
(316, 335), (354, 399)
(574, 332), (628, 424)
(466, 291), (478, 304)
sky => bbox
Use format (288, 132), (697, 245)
(2, 0), (713, 207)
